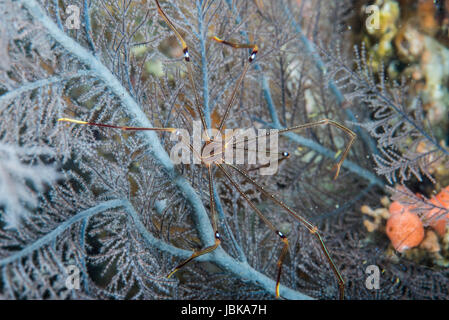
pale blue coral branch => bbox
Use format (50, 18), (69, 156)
(0, 71), (91, 105)
(83, 0), (96, 54)
(53, 0), (63, 30)
(0, 199), (127, 267)
(79, 217), (90, 294)
(0, 199), (193, 267)
(261, 76), (281, 127)
(196, 0), (211, 129)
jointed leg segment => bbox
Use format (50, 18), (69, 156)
(225, 163), (345, 299)
(216, 163), (290, 298)
(229, 119), (356, 179)
(166, 165), (222, 280)
(279, 119), (356, 180)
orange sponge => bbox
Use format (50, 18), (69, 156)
(386, 203), (425, 252)
(389, 201), (406, 215)
(425, 187), (449, 237)
(436, 186), (449, 206)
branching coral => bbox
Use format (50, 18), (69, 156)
(1, 0), (448, 300)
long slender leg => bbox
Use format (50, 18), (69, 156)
(216, 163), (289, 298)
(58, 118), (207, 165)
(212, 36), (258, 53)
(279, 119), (356, 180)
(166, 236), (221, 279)
(154, 0), (208, 133)
(211, 36), (258, 133)
(57, 118), (176, 132)
(167, 165), (221, 278)
(225, 162), (345, 300)
(230, 119), (356, 179)
(207, 165), (218, 233)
